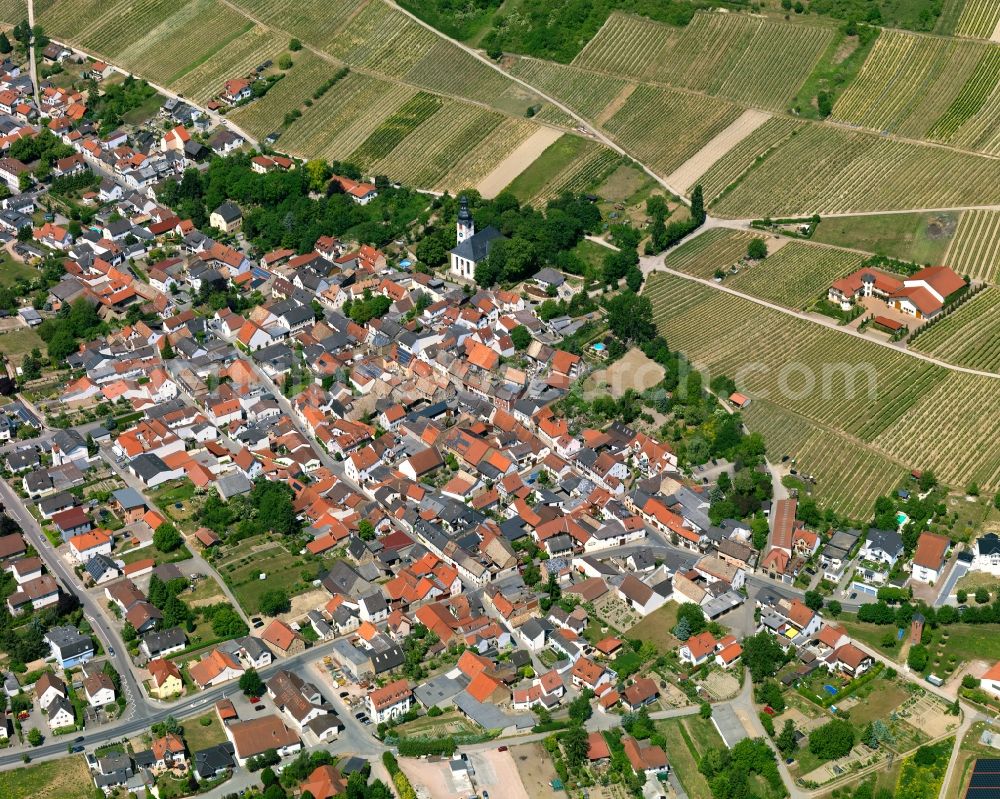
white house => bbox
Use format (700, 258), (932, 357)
(911, 532), (950, 584)
(859, 529), (903, 567)
(616, 575), (669, 617)
(972, 533), (1000, 576)
(367, 679), (411, 724)
(981, 662), (1000, 698)
(47, 696), (75, 730)
(678, 631), (718, 667)
(83, 673), (116, 707)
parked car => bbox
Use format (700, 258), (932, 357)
(497, 746), (508, 752)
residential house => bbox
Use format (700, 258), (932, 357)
(367, 679), (412, 724)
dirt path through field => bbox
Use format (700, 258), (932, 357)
(477, 127), (563, 198)
(992, 18), (1000, 43)
(668, 108), (771, 193)
(595, 82), (638, 126)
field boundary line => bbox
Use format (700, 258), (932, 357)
(381, 0), (691, 202)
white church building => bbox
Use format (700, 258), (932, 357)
(448, 195), (504, 280)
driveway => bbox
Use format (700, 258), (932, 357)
(934, 559), (968, 607)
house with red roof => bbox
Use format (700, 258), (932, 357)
(980, 661), (1000, 699)
(911, 532), (950, 583)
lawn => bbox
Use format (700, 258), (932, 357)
(504, 133), (588, 200)
(571, 238), (611, 280)
(0, 755), (93, 799)
(627, 601), (680, 654)
(119, 543), (193, 567)
(182, 712), (228, 752)
(217, 536), (311, 614)
(810, 211), (956, 266)
(848, 681), (909, 726)
(838, 617), (904, 662)
(180, 575), (227, 606)
(0, 326), (45, 364)
(0, 252), (37, 287)
(656, 716), (725, 799)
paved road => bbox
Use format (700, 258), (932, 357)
(0, 478), (147, 723)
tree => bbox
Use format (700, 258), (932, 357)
(605, 290), (655, 343)
(153, 522), (183, 553)
(289, 38), (302, 51)
(358, 519), (375, 541)
(0, 32), (10, 54)
(259, 588), (291, 616)
(907, 643), (929, 672)
(809, 718), (856, 760)
(122, 621), (137, 643)
(27, 728), (42, 747)
(510, 325), (531, 351)
(161, 336), (175, 359)
(976, 587), (990, 604)
(957, 589), (968, 604)
(751, 515), (769, 551)
(562, 724), (589, 767)
(747, 238), (768, 260)
(699, 701), (712, 720)
(672, 616), (692, 641)
(278, 53), (293, 70)
(827, 600), (842, 618)
(239, 668), (265, 697)
(817, 90), (833, 117)
(777, 719), (798, 755)
(690, 185), (705, 225)
(803, 590), (823, 611)
(742, 632), (786, 682)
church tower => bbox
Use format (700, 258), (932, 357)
(457, 195), (474, 244)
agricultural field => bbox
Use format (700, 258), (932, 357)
(0, 757), (93, 799)
(602, 85), (741, 176)
(697, 116), (803, 203)
(871, 372), (1000, 493)
(225, 0), (365, 52)
(228, 51), (347, 138)
(359, 102), (531, 192)
(810, 211), (958, 266)
(0, 0), (22, 23)
(726, 240), (865, 309)
(639, 271), (1000, 512)
(711, 124), (1000, 217)
(661, 227), (757, 280)
(276, 73), (415, 161)
(170, 25), (286, 104)
(571, 12), (678, 80)
(944, 210), (1000, 282)
(643, 11), (835, 110)
(743, 400), (907, 518)
(504, 135), (620, 204)
(955, 0), (1000, 39)
(348, 91), (443, 165)
(832, 30), (990, 139)
(925, 47), (1000, 150)
(508, 57), (631, 120)
(910, 287), (1000, 372)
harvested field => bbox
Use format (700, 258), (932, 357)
(668, 109), (772, 194)
(584, 347), (665, 398)
(477, 126), (563, 198)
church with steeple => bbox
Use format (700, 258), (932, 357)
(448, 195), (504, 281)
